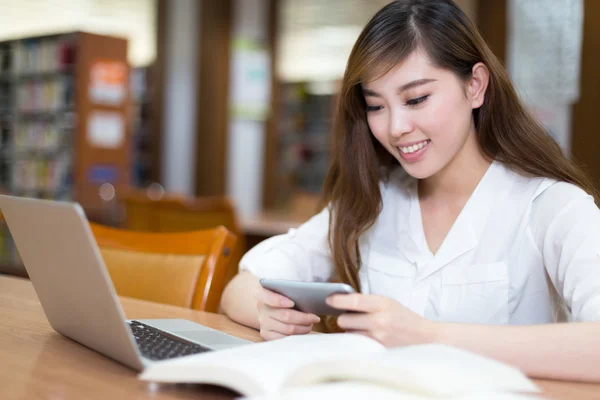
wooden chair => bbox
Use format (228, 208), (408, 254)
(117, 188), (245, 289)
(89, 223), (237, 313)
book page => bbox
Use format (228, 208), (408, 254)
(241, 381), (433, 400)
(139, 333), (384, 397)
(242, 382), (540, 400)
(287, 344), (540, 396)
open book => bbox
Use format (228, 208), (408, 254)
(243, 382), (540, 400)
(139, 333), (540, 398)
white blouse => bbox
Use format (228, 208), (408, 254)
(240, 161), (600, 324)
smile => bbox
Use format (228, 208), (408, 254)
(398, 139), (430, 154)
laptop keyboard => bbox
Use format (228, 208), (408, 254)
(128, 321), (212, 361)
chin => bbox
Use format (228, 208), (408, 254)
(398, 160), (438, 180)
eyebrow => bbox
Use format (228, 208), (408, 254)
(362, 79), (437, 97)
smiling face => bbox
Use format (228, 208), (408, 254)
(362, 50), (486, 180)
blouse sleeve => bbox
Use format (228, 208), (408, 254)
(530, 181), (600, 321)
(238, 207), (334, 282)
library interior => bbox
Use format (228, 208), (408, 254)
(2, 0), (600, 399)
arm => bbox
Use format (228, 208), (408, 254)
(220, 208), (333, 333)
(221, 271), (321, 338)
(436, 321), (600, 381)
(329, 293), (600, 382)
(331, 182), (600, 382)
(220, 271), (262, 329)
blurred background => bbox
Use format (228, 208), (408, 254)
(0, 0), (597, 279)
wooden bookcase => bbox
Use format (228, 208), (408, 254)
(130, 66), (153, 188)
(0, 31), (132, 273)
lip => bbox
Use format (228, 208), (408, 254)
(396, 139), (431, 163)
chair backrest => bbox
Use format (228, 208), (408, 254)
(89, 223), (237, 313)
(118, 188), (245, 288)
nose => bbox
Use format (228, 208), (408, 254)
(389, 108), (413, 139)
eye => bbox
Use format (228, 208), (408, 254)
(406, 95), (429, 106)
(366, 105), (383, 113)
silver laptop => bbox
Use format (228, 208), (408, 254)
(0, 194), (251, 371)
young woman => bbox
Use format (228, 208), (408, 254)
(221, 0), (600, 382)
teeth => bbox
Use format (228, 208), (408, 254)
(400, 140), (429, 154)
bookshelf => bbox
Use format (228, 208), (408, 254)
(272, 81), (336, 211)
(0, 32), (132, 274)
(130, 66), (153, 188)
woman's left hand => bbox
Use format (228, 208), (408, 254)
(326, 293), (440, 347)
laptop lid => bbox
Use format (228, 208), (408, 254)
(0, 195), (145, 370)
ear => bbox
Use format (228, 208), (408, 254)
(469, 62), (489, 109)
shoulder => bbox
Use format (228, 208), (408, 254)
(530, 178), (599, 236)
(495, 161), (590, 207)
(494, 161), (548, 192)
(490, 161), (598, 230)
(532, 180), (595, 215)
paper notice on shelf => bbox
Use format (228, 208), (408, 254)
(229, 38), (271, 121)
(87, 111), (124, 149)
(89, 59), (128, 106)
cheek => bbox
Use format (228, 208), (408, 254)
(423, 95), (471, 143)
(367, 115), (388, 145)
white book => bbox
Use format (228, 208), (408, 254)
(242, 382), (541, 400)
(139, 333), (540, 398)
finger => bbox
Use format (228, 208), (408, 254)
(326, 293), (386, 313)
(270, 307), (320, 326)
(256, 288), (294, 308)
(263, 318), (314, 336)
(336, 312), (374, 331)
(260, 329), (287, 341)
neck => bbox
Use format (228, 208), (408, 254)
(419, 133), (491, 201)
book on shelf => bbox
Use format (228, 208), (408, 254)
(16, 77), (74, 112)
(0, 36), (76, 198)
(13, 38), (75, 74)
(12, 155), (71, 195)
(139, 333), (540, 399)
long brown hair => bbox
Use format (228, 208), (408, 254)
(322, 0), (598, 294)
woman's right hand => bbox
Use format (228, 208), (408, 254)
(255, 288), (321, 341)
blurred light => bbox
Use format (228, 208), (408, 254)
(99, 183), (115, 201)
(306, 80), (338, 96)
(277, 26), (363, 82)
(277, 0), (393, 82)
(146, 182), (164, 201)
(0, 0), (157, 67)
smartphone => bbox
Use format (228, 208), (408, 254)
(259, 278), (356, 316)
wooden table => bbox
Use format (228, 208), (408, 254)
(241, 212), (307, 252)
(1, 275), (599, 399)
